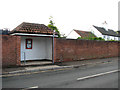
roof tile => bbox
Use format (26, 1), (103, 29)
(9, 22), (58, 35)
(93, 25), (119, 37)
(74, 30), (96, 38)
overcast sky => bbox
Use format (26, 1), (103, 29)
(0, 0), (119, 35)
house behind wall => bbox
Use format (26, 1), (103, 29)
(92, 25), (119, 41)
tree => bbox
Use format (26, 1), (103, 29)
(48, 16), (61, 37)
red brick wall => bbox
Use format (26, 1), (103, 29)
(1, 35), (119, 66)
(2, 35), (21, 67)
(54, 38), (119, 62)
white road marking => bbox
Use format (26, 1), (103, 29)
(22, 86), (38, 90)
(77, 69), (119, 81)
(28, 86), (38, 88)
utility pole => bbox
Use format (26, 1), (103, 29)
(52, 30), (55, 64)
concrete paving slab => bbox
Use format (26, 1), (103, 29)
(25, 65), (60, 70)
(21, 60), (52, 66)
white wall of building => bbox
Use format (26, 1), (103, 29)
(66, 30), (80, 39)
(21, 36), (52, 61)
(114, 37), (119, 40)
(102, 35), (118, 41)
(109, 36), (118, 40)
(91, 27), (103, 38)
(109, 36), (113, 40)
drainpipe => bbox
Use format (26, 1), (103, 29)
(52, 30), (55, 64)
(24, 52), (26, 65)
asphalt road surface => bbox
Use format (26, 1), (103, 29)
(2, 59), (118, 88)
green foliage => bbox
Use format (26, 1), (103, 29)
(107, 40), (118, 41)
(77, 32), (105, 41)
(77, 37), (105, 41)
(48, 16), (61, 38)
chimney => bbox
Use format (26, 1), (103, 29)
(102, 21), (108, 31)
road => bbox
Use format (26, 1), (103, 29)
(2, 58), (118, 89)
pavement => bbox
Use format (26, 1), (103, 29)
(2, 57), (119, 75)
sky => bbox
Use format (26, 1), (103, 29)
(0, 0), (119, 35)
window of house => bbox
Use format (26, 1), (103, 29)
(114, 37), (116, 40)
(103, 35), (106, 39)
(26, 39), (32, 49)
(107, 36), (109, 40)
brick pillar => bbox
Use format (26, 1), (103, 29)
(2, 35), (21, 67)
(16, 36), (21, 66)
